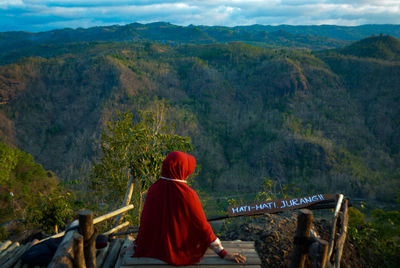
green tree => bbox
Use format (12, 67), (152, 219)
(0, 141), (17, 185)
(25, 191), (74, 234)
(91, 101), (192, 224)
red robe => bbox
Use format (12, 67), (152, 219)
(133, 151), (216, 265)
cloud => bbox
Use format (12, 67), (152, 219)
(0, 0), (399, 32)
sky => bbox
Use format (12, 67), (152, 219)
(1, 0), (400, 32)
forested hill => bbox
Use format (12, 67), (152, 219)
(1, 23), (400, 58)
(0, 32), (399, 204)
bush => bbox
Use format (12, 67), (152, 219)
(348, 206), (400, 267)
(25, 191), (74, 234)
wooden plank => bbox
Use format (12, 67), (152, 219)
(0, 240), (12, 251)
(0, 241), (19, 258)
(102, 238), (123, 268)
(93, 205), (134, 225)
(204, 249), (258, 255)
(120, 265), (261, 268)
(120, 239), (261, 267)
(205, 246), (255, 251)
(218, 241), (254, 245)
(104, 221), (130, 236)
(204, 253), (259, 259)
(115, 236), (133, 268)
(2, 241), (36, 268)
(124, 256), (261, 265)
(204, 248), (258, 255)
(48, 228), (77, 267)
(195, 256), (261, 265)
(120, 263), (261, 268)
(0, 242), (20, 265)
(113, 169), (135, 228)
(96, 243), (110, 268)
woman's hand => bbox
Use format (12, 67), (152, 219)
(223, 252), (247, 263)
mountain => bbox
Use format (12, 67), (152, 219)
(2, 23), (400, 60)
(337, 34), (400, 61)
(236, 24), (400, 40)
(0, 31), (399, 204)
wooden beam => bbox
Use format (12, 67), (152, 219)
(327, 194), (343, 262)
(103, 221), (130, 236)
(102, 239), (123, 268)
(39, 220), (79, 243)
(334, 199), (348, 268)
(79, 209), (96, 268)
(93, 205), (134, 225)
(0, 242), (20, 265)
(309, 238), (328, 268)
(0, 240), (12, 251)
(48, 228), (76, 268)
(115, 235), (132, 268)
(290, 209), (314, 268)
(113, 168), (135, 228)
(96, 243), (110, 268)
(40, 205), (134, 243)
(73, 232), (86, 268)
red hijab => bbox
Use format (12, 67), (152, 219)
(133, 151), (216, 265)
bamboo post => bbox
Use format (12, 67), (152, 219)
(73, 232), (86, 268)
(334, 199), (348, 268)
(108, 228), (139, 237)
(93, 205), (134, 225)
(79, 209), (96, 268)
(103, 221), (130, 236)
(290, 209), (314, 268)
(327, 194), (343, 262)
(113, 168), (135, 228)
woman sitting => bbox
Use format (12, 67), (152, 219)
(132, 151), (246, 265)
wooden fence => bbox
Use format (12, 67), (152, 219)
(0, 192), (349, 267)
(290, 194), (349, 268)
(48, 205), (134, 267)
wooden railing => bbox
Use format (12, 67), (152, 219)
(290, 194), (349, 268)
(44, 193), (348, 268)
(48, 205), (134, 267)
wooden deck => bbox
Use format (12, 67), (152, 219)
(120, 240), (261, 268)
(0, 238), (261, 267)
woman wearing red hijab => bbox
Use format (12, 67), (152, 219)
(132, 151), (246, 265)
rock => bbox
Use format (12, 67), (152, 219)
(220, 212), (367, 268)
